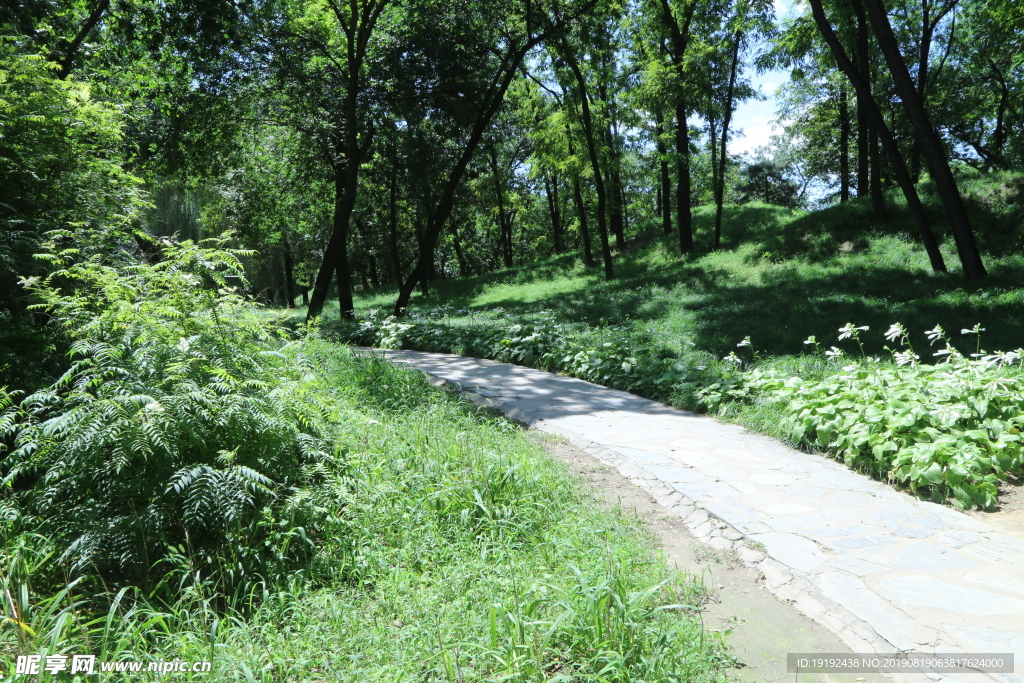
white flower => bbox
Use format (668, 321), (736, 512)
(803, 335), (817, 345)
(838, 324), (868, 341)
(737, 337), (752, 348)
(894, 351), (919, 367)
(144, 401), (164, 412)
(884, 324), (905, 342)
(925, 326), (944, 343)
(825, 346), (844, 358)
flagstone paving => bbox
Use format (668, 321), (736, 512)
(374, 348), (1024, 683)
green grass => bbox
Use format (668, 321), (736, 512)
(2, 342), (731, 681)
(343, 190), (1024, 361)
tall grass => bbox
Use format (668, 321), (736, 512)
(2, 338), (730, 681)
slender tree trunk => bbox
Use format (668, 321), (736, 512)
(810, 0), (947, 273)
(606, 129), (626, 251)
(566, 127), (595, 267)
(308, 158), (359, 320)
(909, 0), (933, 181)
(283, 235), (296, 308)
(862, 0), (985, 278)
(656, 113), (672, 235)
(554, 174), (564, 253)
(545, 174), (564, 253)
(714, 31), (742, 250)
(388, 168), (401, 285)
(306, 2), (389, 320)
(489, 144), (513, 268)
(869, 128), (888, 221)
(676, 107), (693, 253)
(452, 225), (471, 276)
(855, 0), (871, 197)
(563, 49), (614, 280)
(573, 178), (595, 267)
(355, 217), (380, 289)
(839, 84), (850, 202)
(660, 0), (698, 254)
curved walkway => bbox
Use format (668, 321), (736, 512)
(375, 348), (1023, 683)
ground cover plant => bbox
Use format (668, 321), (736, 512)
(1, 242), (731, 681)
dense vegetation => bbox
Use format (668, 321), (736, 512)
(1, 246), (731, 680)
(1, 0), (1022, 677)
(330, 185), (1024, 509)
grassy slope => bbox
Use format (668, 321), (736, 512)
(344, 174), (1023, 361)
(2, 344), (730, 682)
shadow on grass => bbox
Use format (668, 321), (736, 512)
(345, 190), (1023, 359)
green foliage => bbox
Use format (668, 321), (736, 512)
(2, 342), (730, 681)
(0, 38), (143, 312)
(700, 324), (1024, 509)
(2, 240), (337, 591)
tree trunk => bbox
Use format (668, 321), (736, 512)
(676, 107), (693, 253)
(573, 177), (595, 267)
(283, 235), (296, 308)
(452, 225), (471, 276)
(660, 0), (698, 255)
(388, 167), (402, 285)
(656, 113), (672, 235)
(306, 1), (388, 321)
(869, 127), (888, 221)
(810, 0), (947, 273)
(489, 144), (512, 268)
(839, 84), (850, 202)
(308, 160), (358, 320)
(563, 48), (614, 280)
(855, 0), (870, 197)
(714, 31), (742, 250)
(862, 0), (985, 278)
(545, 174), (564, 253)
(566, 126), (595, 267)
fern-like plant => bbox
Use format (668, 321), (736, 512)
(2, 238), (338, 594)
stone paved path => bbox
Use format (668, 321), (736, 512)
(374, 349), (1024, 683)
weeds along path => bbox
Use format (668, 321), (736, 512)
(372, 348), (1024, 683)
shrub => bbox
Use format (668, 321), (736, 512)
(1, 239), (338, 592)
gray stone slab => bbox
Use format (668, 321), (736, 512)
(935, 530), (981, 549)
(749, 532), (829, 572)
(812, 572), (939, 650)
(895, 542), (979, 571)
(819, 504), (861, 522)
(810, 469), (876, 492)
(765, 514), (831, 532)
(702, 499), (763, 528)
(749, 472), (805, 486)
(871, 509), (945, 538)
(832, 557), (889, 576)
(879, 575), (1024, 615)
(640, 463), (705, 484)
(826, 491), (872, 507)
(610, 447), (679, 466)
(670, 480), (739, 500)
(963, 570), (1024, 597)
(825, 535), (901, 554)
(788, 485), (831, 501)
